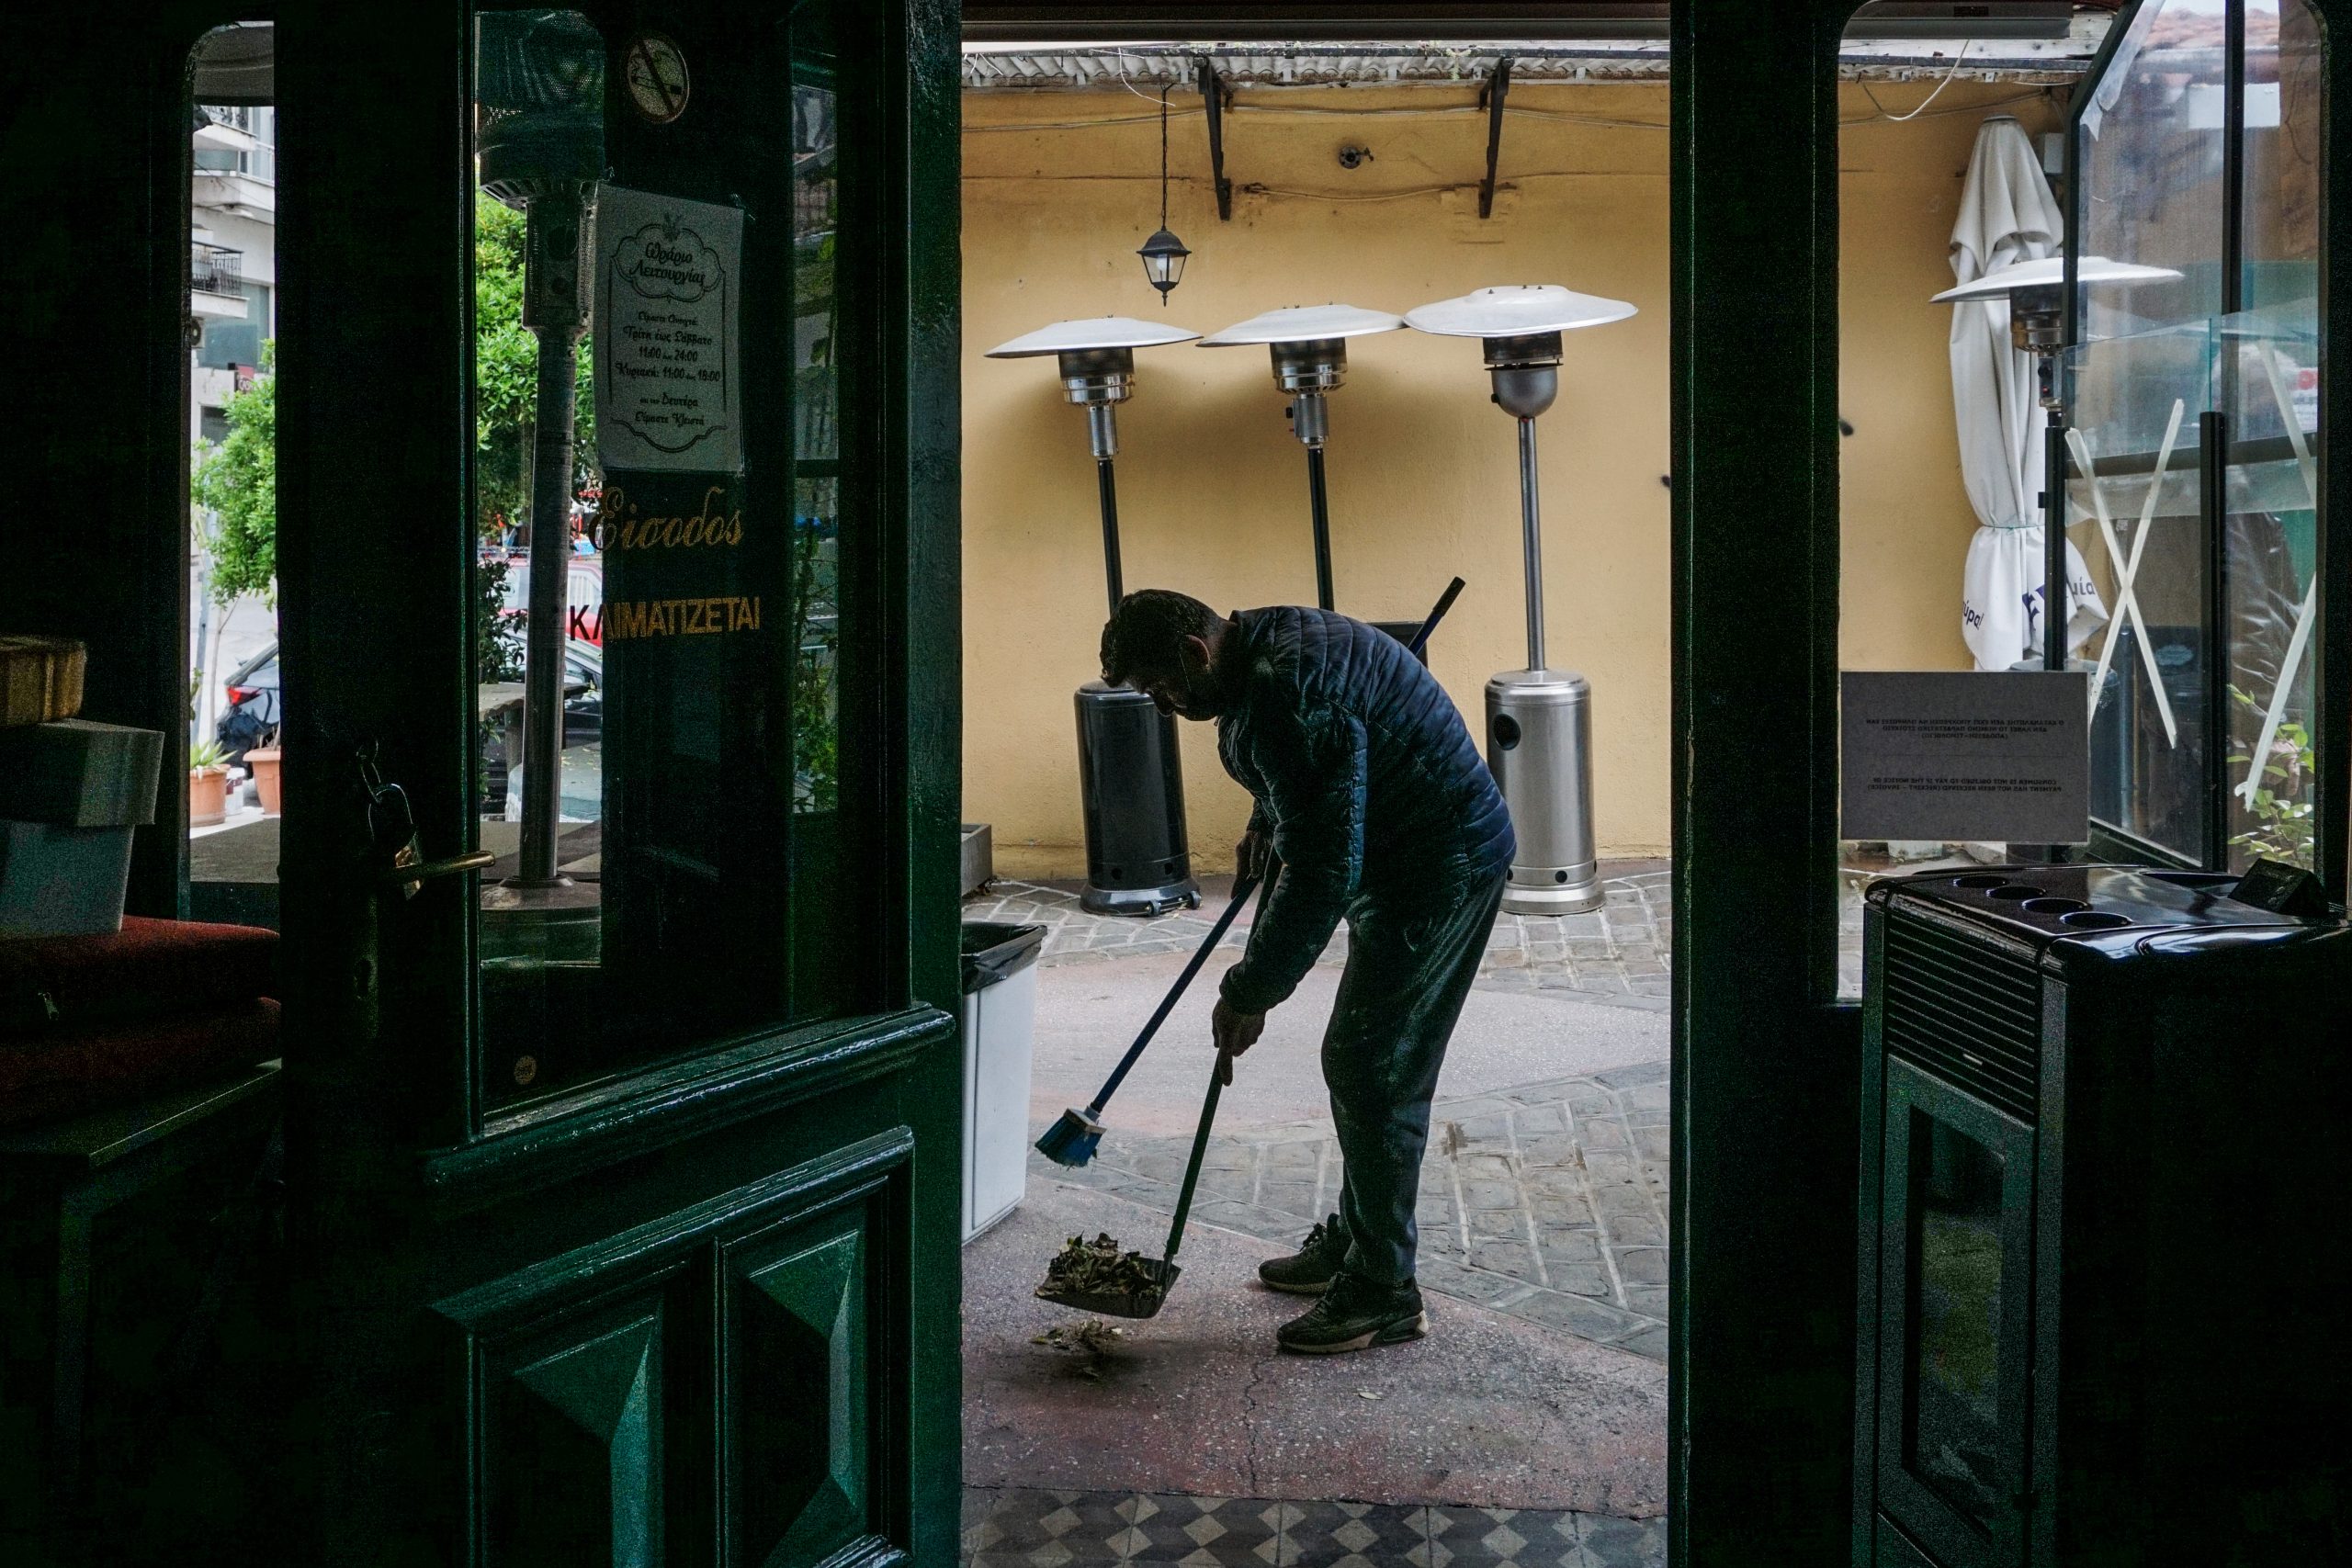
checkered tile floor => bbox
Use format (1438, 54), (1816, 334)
(962, 1488), (1665, 1567)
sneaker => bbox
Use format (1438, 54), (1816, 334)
(1257, 1214), (1350, 1295)
(1275, 1274), (1428, 1355)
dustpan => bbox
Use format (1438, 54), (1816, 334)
(1036, 1057), (1226, 1320)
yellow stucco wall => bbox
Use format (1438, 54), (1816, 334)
(963, 80), (2062, 879)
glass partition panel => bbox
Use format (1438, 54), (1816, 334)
(2064, 321), (2218, 862)
(2075, 0), (2230, 340)
(2240, 0), (2322, 315)
(2218, 306), (2321, 869)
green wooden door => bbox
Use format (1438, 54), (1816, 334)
(270, 3), (961, 1561)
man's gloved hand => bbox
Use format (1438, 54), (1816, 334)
(1211, 997), (1266, 1085)
(1234, 829), (1272, 884)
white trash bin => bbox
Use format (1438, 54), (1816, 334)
(960, 921), (1045, 1243)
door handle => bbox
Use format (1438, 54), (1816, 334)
(359, 742), (496, 899)
(379, 850), (495, 896)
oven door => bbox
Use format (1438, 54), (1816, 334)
(1875, 1057), (2037, 1568)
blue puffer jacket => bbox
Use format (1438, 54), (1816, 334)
(1216, 606), (1514, 1015)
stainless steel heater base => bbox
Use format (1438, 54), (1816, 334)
(1486, 670), (1602, 916)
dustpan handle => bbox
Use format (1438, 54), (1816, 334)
(1161, 869), (1279, 1266)
(1162, 1066), (1224, 1267)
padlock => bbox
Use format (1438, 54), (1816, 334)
(356, 744), (496, 900)
(368, 779), (427, 899)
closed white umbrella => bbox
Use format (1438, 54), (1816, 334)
(1947, 117), (2108, 671)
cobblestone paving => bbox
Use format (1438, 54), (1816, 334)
(963, 1486), (1665, 1567)
(1040, 1062), (1671, 1362)
(966, 870), (1674, 1011)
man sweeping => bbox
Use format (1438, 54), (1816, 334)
(1100, 591), (1514, 1354)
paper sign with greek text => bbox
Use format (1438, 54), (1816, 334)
(593, 184), (743, 473)
(1840, 671), (2090, 845)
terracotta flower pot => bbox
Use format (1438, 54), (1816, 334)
(189, 766), (230, 828)
(247, 747), (283, 817)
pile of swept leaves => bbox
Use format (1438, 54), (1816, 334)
(1035, 1232), (1160, 1303)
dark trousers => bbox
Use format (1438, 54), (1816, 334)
(1324, 866), (1507, 1287)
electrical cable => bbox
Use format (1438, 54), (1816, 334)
(1857, 39), (1973, 122)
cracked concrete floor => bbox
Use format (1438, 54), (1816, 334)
(963, 1177), (1667, 1517)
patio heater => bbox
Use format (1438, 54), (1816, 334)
(478, 9), (602, 890)
(986, 317), (1203, 916)
(1929, 254), (2182, 675)
(1196, 304), (1403, 611)
(1406, 285), (1635, 916)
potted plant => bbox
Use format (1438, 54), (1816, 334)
(246, 727), (283, 817)
(189, 739), (231, 827)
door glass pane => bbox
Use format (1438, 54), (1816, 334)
(791, 5), (841, 818)
(468, 9), (865, 1114)
(785, 0), (860, 1017)
(1904, 1112), (2008, 1537)
(188, 24), (281, 920)
(472, 8), (610, 1111)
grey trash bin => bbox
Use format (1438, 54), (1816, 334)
(960, 922), (1045, 1243)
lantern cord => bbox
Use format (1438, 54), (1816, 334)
(1159, 85), (1170, 230)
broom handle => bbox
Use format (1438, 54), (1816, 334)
(1083, 869), (1262, 1118)
(1163, 871), (1277, 1266)
(1407, 576), (1466, 657)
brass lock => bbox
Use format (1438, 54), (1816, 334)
(360, 744), (495, 898)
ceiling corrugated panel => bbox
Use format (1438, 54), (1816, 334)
(963, 11), (2112, 90)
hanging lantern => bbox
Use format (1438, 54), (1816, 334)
(1136, 227), (1190, 299)
(1136, 84), (1189, 304)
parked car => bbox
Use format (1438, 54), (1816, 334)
(216, 640), (603, 800)
(482, 642), (602, 814)
(492, 550), (605, 646)
(215, 645), (281, 767)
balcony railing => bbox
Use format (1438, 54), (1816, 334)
(191, 242), (243, 296)
(199, 104), (255, 135)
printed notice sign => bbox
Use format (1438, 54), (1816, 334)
(1840, 671), (2089, 845)
(594, 184), (743, 473)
